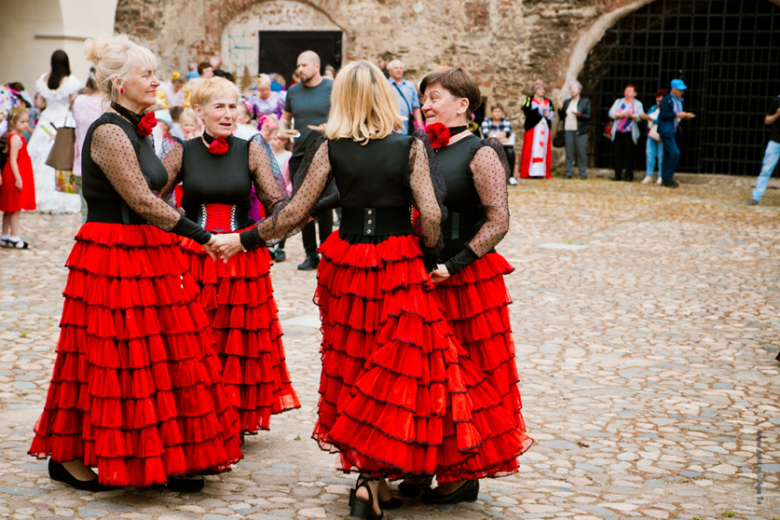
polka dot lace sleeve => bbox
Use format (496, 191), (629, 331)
(408, 136), (445, 254)
(90, 123), (185, 231)
(240, 137), (332, 248)
(467, 139), (511, 257)
(248, 137), (288, 214)
(160, 141), (184, 198)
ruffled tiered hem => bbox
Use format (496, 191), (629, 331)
(179, 236), (300, 434)
(28, 223), (243, 487)
(313, 234), (531, 478)
(433, 252), (532, 481)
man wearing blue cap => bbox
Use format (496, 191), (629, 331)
(746, 95), (780, 205)
(657, 79), (695, 188)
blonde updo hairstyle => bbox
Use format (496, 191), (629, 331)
(190, 77), (241, 109)
(84, 34), (157, 102)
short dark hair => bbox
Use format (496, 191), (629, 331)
(197, 61), (212, 75)
(420, 67), (482, 116)
(654, 88), (669, 98)
(169, 106), (184, 122)
(491, 103), (504, 112)
(625, 83), (637, 93)
(379, 51), (394, 62)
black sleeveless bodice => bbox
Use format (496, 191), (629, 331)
(82, 113), (168, 224)
(180, 136), (255, 232)
(435, 133), (488, 261)
(328, 133), (415, 241)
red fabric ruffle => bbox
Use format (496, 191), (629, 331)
(433, 252), (532, 481)
(313, 234), (532, 478)
(28, 222), (243, 487)
(179, 235), (300, 434)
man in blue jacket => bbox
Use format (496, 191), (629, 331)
(657, 79), (695, 188)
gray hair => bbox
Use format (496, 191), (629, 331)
(387, 59), (404, 70)
(569, 80), (583, 93)
(531, 81), (547, 95)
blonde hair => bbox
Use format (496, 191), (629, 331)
(84, 34), (157, 101)
(190, 77), (241, 108)
(326, 60), (403, 144)
(256, 74), (272, 89)
(179, 108), (198, 125)
(4, 107), (28, 153)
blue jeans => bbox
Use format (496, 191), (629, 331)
(660, 135), (680, 180)
(751, 140), (780, 202)
(645, 138), (663, 178)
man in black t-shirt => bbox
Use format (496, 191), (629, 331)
(747, 95), (780, 205)
(281, 50), (334, 270)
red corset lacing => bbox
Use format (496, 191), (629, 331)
(200, 204), (238, 233)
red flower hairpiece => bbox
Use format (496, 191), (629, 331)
(208, 137), (229, 155)
(137, 112), (157, 137)
(426, 122), (450, 150)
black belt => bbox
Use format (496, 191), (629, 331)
(339, 206), (413, 237)
(86, 199), (148, 225)
(442, 210), (483, 241)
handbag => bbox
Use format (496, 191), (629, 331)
(552, 118), (565, 148)
(45, 101), (76, 171)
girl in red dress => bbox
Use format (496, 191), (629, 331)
(0, 107), (36, 248)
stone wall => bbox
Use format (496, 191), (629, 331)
(114, 0), (666, 168)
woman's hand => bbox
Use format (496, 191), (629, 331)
(430, 264), (450, 284)
(14, 177), (22, 190)
(201, 236), (218, 261)
(213, 233), (245, 262)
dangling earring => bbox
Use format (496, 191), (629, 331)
(119, 87), (124, 94)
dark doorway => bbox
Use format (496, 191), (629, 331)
(258, 31), (342, 85)
(580, 0), (780, 175)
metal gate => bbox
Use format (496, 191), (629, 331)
(580, 0), (780, 175)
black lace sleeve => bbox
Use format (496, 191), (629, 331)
(239, 136), (332, 249)
(408, 131), (447, 256)
(444, 139), (510, 275)
(160, 141), (183, 199)
(249, 134), (288, 213)
(90, 124), (210, 244)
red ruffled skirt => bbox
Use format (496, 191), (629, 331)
(313, 233), (532, 479)
(433, 252), (530, 480)
(179, 235), (300, 434)
(28, 223), (243, 487)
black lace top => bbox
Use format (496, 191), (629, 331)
(82, 111), (210, 244)
(435, 134), (511, 275)
(239, 132), (446, 258)
(160, 134), (286, 232)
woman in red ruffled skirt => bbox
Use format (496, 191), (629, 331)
(160, 77), (299, 435)
(397, 67), (534, 503)
(28, 35), (242, 492)
(213, 60), (531, 519)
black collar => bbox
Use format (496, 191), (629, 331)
(110, 102), (144, 127)
(448, 126), (469, 137)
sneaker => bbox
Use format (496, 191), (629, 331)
(275, 249), (287, 262)
(641, 176), (654, 184)
(746, 199), (760, 206)
(656, 177), (662, 185)
(297, 255), (319, 271)
(508, 177), (518, 186)
(661, 178), (679, 188)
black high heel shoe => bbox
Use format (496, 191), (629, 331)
(349, 478), (383, 520)
(421, 479), (479, 505)
(48, 460), (110, 492)
(349, 476), (403, 510)
(397, 475), (433, 498)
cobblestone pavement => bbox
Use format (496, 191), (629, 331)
(2, 178), (780, 520)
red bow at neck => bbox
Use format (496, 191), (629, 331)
(208, 137), (229, 155)
(425, 122), (450, 150)
(137, 112), (157, 137)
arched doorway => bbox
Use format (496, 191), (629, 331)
(580, 0), (780, 175)
(221, 0), (343, 88)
